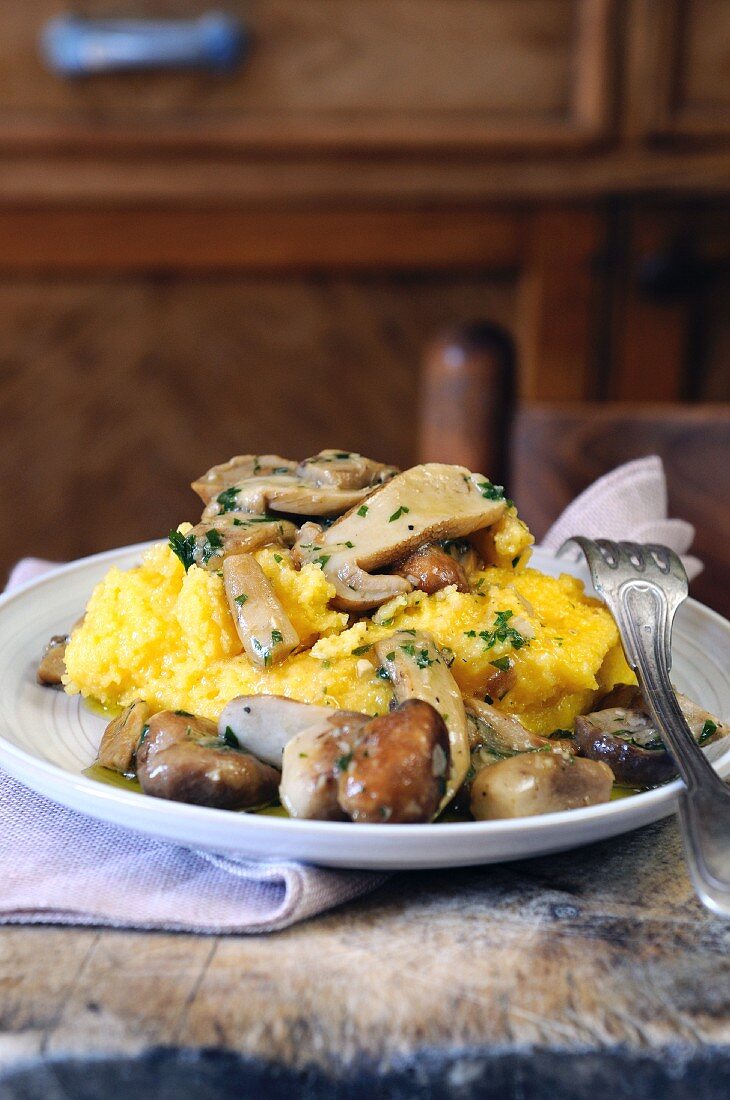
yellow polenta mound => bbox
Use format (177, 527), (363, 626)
(64, 539), (633, 736)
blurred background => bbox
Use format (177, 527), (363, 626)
(1, 1), (728, 606)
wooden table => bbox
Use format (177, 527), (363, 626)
(1, 815), (729, 1099)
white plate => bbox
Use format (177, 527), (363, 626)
(0, 543), (728, 870)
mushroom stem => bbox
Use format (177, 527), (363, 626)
(375, 629), (470, 811)
(223, 555), (299, 668)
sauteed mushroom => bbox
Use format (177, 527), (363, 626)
(574, 687), (726, 788)
(393, 542), (469, 595)
(136, 710), (280, 810)
(375, 629), (470, 808)
(279, 700), (448, 823)
(222, 555), (299, 668)
(98, 700), (151, 774)
(175, 516), (297, 572)
(297, 450), (398, 491)
(37, 634), (70, 687)
(470, 751), (613, 820)
(294, 463), (507, 611)
(218, 695), (340, 766)
(191, 454), (297, 505)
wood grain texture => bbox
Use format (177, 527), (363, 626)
(1, 816), (729, 1093)
(0, 0), (612, 151)
(0, 274), (515, 583)
(511, 402), (730, 617)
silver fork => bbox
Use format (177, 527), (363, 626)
(559, 538), (730, 918)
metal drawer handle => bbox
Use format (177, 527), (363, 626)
(40, 13), (247, 76)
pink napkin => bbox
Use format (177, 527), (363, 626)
(0, 456), (700, 933)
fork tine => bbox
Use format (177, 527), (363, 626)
(618, 541), (647, 571)
(594, 539), (621, 568)
(644, 543), (689, 587)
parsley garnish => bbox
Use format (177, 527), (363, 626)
(314, 554), (331, 568)
(168, 529), (196, 572)
(490, 657), (512, 672)
(216, 487), (240, 513)
(351, 644), (372, 656)
(270, 629), (284, 646)
(699, 719), (718, 745)
(222, 726), (240, 749)
(464, 610), (528, 653)
(388, 506), (410, 522)
(234, 593), (248, 606)
(273, 553), (283, 563)
(357, 505), (369, 517)
(201, 528), (223, 565)
(335, 753), (353, 772)
(476, 479), (514, 507)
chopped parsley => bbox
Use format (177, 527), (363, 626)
(388, 506), (410, 522)
(251, 638), (272, 667)
(174, 709), (193, 717)
(313, 554), (331, 568)
(351, 644), (372, 656)
(270, 629), (284, 646)
(168, 529), (196, 572)
(234, 593), (248, 606)
(222, 726), (240, 749)
(216, 487), (241, 513)
(490, 656), (512, 672)
(200, 528), (223, 565)
(357, 505), (369, 517)
(273, 553), (283, 563)
(335, 753), (353, 772)
(699, 719), (718, 745)
(476, 479), (514, 507)
(464, 610), (528, 653)
(400, 643), (435, 668)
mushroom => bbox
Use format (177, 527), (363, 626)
(223, 555), (299, 668)
(392, 542), (469, 595)
(37, 633), (70, 687)
(293, 463), (507, 611)
(279, 700), (448, 823)
(97, 699), (151, 774)
(297, 450), (398, 491)
(280, 710), (370, 821)
(466, 697), (574, 757)
(136, 710), (280, 810)
(191, 454), (298, 505)
(177, 516), (297, 572)
(470, 752), (614, 819)
(338, 700), (449, 823)
(574, 687), (726, 788)
(375, 629), (470, 808)
(218, 694), (340, 766)
(200, 476), (373, 522)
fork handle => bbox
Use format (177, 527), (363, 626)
(617, 580), (730, 914)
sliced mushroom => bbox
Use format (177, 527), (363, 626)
(223, 555), (299, 668)
(191, 454), (297, 505)
(97, 699), (151, 774)
(219, 695), (342, 766)
(293, 463), (507, 611)
(297, 450), (398, 491)
(375, 629), (470, 809)
(37, 633), (70, 687)
(470, 752), (613, 820)
(466, 697), (572, 755)
(574, 688), (727, 788)
(201, 475), (372, 521)
(184, 516), (297, 571)
(338, 700), (449, 823)
(279, 700), (448, 823)
(392, 542), (469, 595)
(136, 710), (280, 810)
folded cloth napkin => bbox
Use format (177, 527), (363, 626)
(0, 455), (700, 933)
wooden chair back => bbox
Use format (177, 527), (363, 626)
(419, 325), (730, 617)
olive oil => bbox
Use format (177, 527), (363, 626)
(83, 763), (141, 793)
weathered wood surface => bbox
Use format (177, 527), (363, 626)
(1, 815), (729, 1097)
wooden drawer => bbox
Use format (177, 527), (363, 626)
(629, 0), (730, 144)
(3, 0), (613, 151)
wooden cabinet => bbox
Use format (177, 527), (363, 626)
(0, 0), (728, 573)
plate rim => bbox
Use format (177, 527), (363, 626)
(1, 540), (729, 850)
